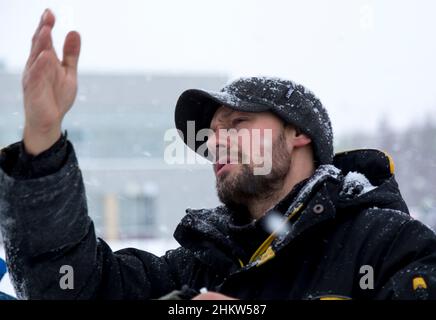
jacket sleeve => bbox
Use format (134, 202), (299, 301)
(5, 132), (69, 179)
(374, 218), (436, 300)
(0, 140), (180, 299)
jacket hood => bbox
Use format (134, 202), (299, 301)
(333, 149), (409, 214)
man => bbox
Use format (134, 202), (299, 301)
(0, 9), (436, 300)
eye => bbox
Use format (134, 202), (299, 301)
(232, 117), (248, 126)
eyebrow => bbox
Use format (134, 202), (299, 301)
(210, 108), (235, 130)
(219, 108), (235, 119)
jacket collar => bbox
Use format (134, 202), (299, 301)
(243, 165), (342, 268)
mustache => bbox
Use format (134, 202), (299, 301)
(211, 146), (246, 175)
(211, 146), (246, 164)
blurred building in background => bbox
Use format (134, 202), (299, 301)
(0, 72), (227, 240)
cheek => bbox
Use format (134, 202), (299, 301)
(249, 129), (274, 161)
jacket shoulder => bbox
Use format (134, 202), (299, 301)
(347, 207), (413, 239)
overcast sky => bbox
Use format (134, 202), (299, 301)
(1, 0), (436, 136)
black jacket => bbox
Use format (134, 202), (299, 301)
(0, 137), (436, 300)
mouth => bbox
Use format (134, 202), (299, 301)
(215, 163), (226, 175)
(214, 159), (234, 176)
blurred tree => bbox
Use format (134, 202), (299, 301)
(336, 114), (436, 230)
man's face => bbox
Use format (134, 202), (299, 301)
(207, 105), (297, 207)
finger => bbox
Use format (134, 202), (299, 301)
(62, 31), (81, 72)
(192, 292), (237, 300)
(27, 9), (55, 69)
(31, 9), (55, 47)
(26, 25), (55, 69)
(23, 50), (55, 92)
(30, 10), (47, 47)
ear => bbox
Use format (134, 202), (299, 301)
(284, 126), (311, 148)
(293, 132), (312, 147)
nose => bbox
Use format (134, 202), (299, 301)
(206, 129), (230, 162)
(206, 132), (217, 157)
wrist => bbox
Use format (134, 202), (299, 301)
(23, 125), (62, 156)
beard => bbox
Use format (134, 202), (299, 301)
(216, 130), (291, 207)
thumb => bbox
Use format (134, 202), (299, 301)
(62, 31), (81, 71)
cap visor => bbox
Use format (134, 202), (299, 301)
(174, 89), (270, 157)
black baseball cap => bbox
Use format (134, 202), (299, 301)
(174, 76), (333, 165)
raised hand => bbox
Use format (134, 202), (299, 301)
(22, 9), (81, 155)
